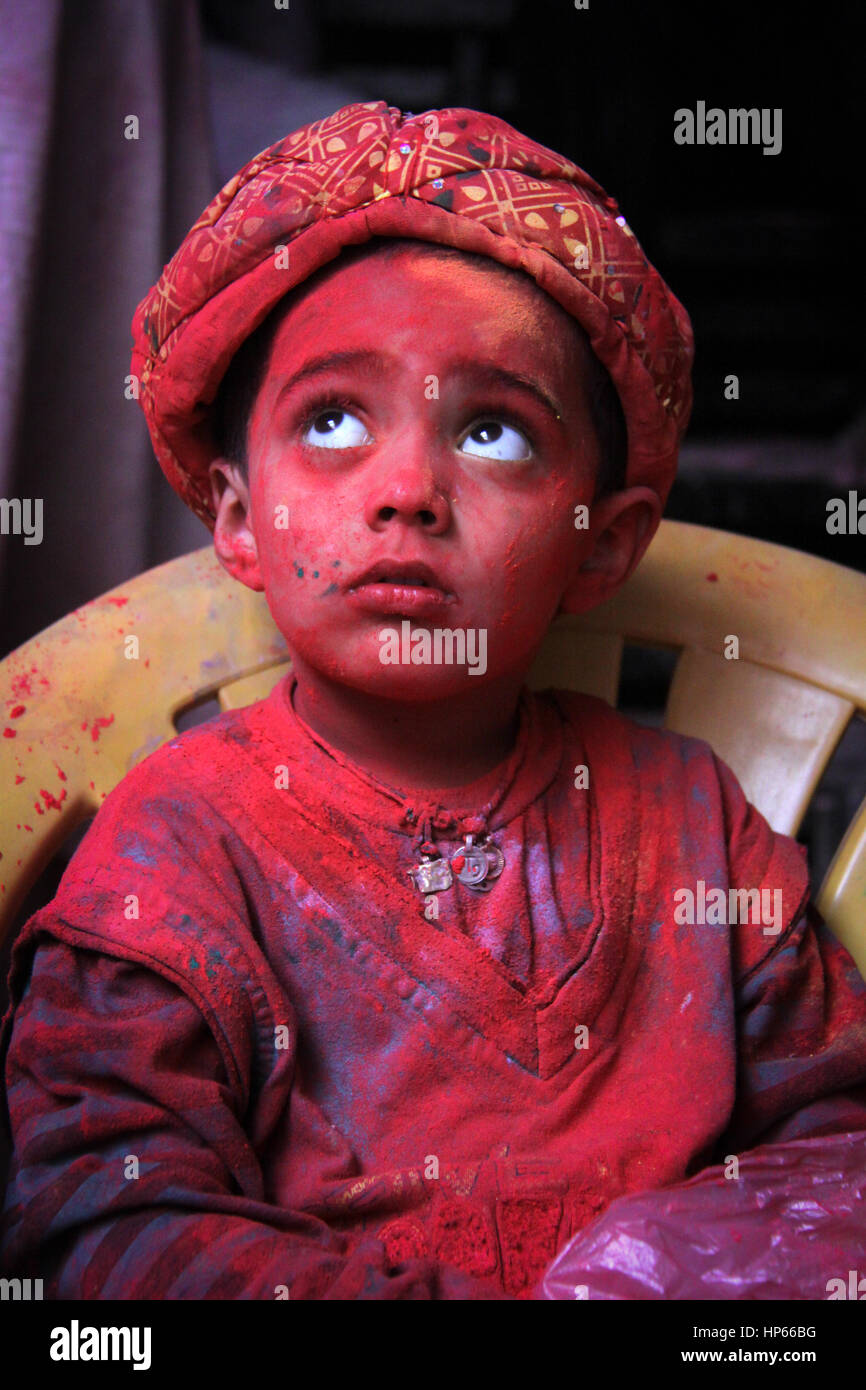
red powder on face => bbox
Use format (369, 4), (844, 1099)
(242, 246), (605, 781)
(106, 597), (129, 607)
(14, 775), (25, 784)
(9, 705), (25, 718)
(3, 728), (17, 738)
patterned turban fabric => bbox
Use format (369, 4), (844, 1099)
(131, 101), (695, 527)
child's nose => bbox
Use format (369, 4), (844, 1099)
(362, 435), (452, 534)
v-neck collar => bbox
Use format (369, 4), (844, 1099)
(274, 673), (561, 838)
(241, 674), (635, 1079)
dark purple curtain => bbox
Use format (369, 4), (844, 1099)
(0, 0), (214, 659)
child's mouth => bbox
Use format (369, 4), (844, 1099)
(344, 559), (457, 617)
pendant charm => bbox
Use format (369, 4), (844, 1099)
(407, 856), (453, 895)
(483, 841), (506, 879)
(450, 834), (506, 893)
(451, 836), (490, 888)
(408, 834), (504, 899)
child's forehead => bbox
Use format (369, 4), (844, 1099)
(315, 239), (562, 311)
(273, 239), (589, 367)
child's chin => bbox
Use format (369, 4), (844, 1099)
(345, 664), (493, 700)
(296, 648), (495, 700)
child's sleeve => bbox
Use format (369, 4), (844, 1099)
(713, 752), (866, 1153)
(0, 747), (510, 1301)
(721, 900), (866, 1151)
(0, 928), (506, 1300)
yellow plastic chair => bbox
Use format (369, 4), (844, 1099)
(1, 520), (864, 977)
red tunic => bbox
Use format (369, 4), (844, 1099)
(2, 675), (865, 1299)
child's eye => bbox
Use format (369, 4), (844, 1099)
(302, 406), (371, 449)
(459, 420), (531, 461)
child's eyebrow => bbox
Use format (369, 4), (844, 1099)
(446, 359), (565, 423)
(271, 349), (564, 424)
(273, 350), (388, 407)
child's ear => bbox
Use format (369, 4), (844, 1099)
(558, 486), (662, 616)
(209, 458), (265, 593)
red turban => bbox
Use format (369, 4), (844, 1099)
(131, 101), (694, 529)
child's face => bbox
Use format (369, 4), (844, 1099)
(210, 245), (659, 701)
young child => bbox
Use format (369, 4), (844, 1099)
(1, 101), (865, 1301)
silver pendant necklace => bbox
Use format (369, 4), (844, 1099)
(403, 812), (506, 903)
(288, 678), (522, 911)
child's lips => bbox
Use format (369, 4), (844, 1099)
(345, 581), (457, 618)
(344, 559), (458, 617)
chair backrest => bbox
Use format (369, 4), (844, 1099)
(2, 521), (864, 975)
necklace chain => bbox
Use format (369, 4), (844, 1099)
(287, 679), (531, 905)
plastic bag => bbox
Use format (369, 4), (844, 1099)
(535, 1132), (866, 1299)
